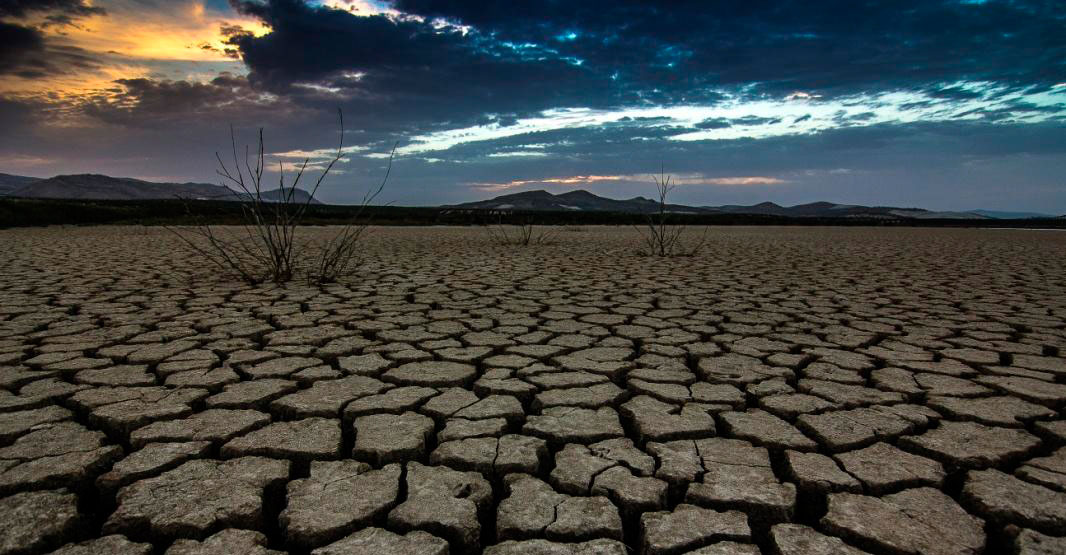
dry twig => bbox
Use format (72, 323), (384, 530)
(634, 166), (706, 257)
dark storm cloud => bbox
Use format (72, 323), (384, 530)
(391, 0), (1065, 94)
(0, 0), (105, 19)
(0, 0), (105, 76)
(222, 0), (613, 135)
(228, 0), (468, 83)
(80, 74), (305, 128)
(209, 0), (1066, 140)
(0, 21), (42, 74)
(0, 20), (99, 76)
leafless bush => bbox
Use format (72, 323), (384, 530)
(634, 167), (706, 257)
(169, 110), (390, 284)
(487, 215), (559, 246)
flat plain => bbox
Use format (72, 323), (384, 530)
(1, 225), (1065, 555)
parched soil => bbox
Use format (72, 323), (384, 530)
(1, 225), (1065, 555)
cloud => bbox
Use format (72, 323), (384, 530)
(0, 20), (104, 79)
(0, 0), (267, 97)
(695, 118), (731, 129)
(78, 74), (304, 127)
(10, 1), (1065, 136)
(731, 116), (782, 126)
(0, 1), (106, 78)
(0, 22), (44, 75)
(44, 1), (268, 63)
(470, 174), (622, 192)
(221, 0), (608, 138)
(695, 177), (788, 186)
(0, 153), (54, 169)
(390, 83), (1062, 159)
(391, 0), (1066, 95)
(223, 0), (1066, 144)
(0, 0), (105, 20)
(470, 173), (787, 192)
(226, 1), (471, 80)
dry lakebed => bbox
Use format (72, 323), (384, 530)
(0, 225), (1064, 554)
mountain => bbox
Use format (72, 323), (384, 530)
(887, 209), (992, 220)
(969, 209), (1056, 219)
(707, 201), (991, 219)
(1, 173), (1057, 218)
(8, 174), (235, 201)
(251, 188), (320, 204)
(449, 189), (710, 214)
(0, 173), (42, 195)
(451, 189), (1024, 219)
(2, 173), (320, 204)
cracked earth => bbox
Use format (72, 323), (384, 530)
(1, 225), (1065, 555)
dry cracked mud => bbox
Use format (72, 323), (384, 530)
(0, 225), (1064, 554)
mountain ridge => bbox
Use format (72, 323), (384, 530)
(1, 173), (320, 204)
(1, 172), (1060, 218)
(0, 173), (42, 195)
(449, 188), (1058, 219)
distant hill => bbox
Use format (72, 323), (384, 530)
(0, 173), (1057, 218)
(7, 174), (235, 201)
(1, 173), (320, 204)
(451, 189), (1004, 219)
(0, 173), (42, 195)
(704, 201), (994, 219)
(251, 188), (319, 204)
(969, 209), (1056, 219)
(450, 189), (710, 214)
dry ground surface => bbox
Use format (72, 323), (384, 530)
(1, 225), (1065, 555)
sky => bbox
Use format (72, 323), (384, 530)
(0, 0), (1064, 210)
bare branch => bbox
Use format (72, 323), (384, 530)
(634, 165), (706, 257)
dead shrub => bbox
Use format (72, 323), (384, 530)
(634, 167), (706, 257)
(487, 215), (559, 246)
(169, 110), (392, 284)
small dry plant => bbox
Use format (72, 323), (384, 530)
(170, 110), (391, 284)
(487, 215), (559, 246)
(634, 167), (706, 257)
